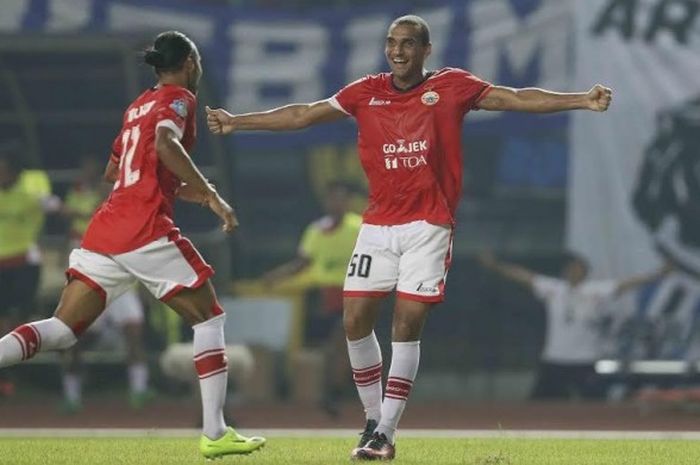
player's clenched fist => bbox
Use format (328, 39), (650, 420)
(205, 106), (236, 135)
(586, 84), (612, 112)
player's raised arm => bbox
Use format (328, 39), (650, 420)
(614, 262), (673, 296)
(205, 99), (347, 135)
(154, 126), (238, 232)
(476, 84), (612, 113)
(479, 252), (536, 289)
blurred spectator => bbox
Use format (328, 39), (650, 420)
(480, 252), (669, 400)
(58, 155), (152, 413)
(262, 181), (361, 415)
(0, 143), (58, 397)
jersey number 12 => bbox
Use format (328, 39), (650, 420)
(115, 125), (141, 189)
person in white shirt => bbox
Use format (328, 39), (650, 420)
(480, 252), (668, 399)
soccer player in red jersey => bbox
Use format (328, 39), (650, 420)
(0, 31), (265, 459)
(206, 15), (612, 460)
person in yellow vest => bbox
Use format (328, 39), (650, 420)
(0, 145), (57, 397)
(263, 181), (362, 416)
(59, 156), (152, 413)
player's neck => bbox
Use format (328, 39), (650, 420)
(156, 75), (187, 91)
(391, 69), (430, 92)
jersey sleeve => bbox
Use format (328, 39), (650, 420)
(328, 77), (367, 117)
(154, 89), (196, 141)
(453, 69), (493, 113)
(532, 275), (563, 301)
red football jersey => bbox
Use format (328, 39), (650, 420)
(82, 84), (196, 254)
(330, 68), (491, 226)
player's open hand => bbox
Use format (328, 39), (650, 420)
(586, 84), (612, 112)
(205, 106), (236, 135)
(207, 193), (239, 233)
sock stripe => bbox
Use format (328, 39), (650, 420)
(385, 393), (408, 401)
(352, 362), (382, 374)
(194, 351), (227, 378)
(355, 378), (382, 387)
(13, 324), (41, 360)
(10, 332), (26, 360)
(388, 375), (413, 385)
(194, 348), (225, 361)
(29, 324), (42, 351)
(198, 367), (228, 380)
(385, 377), (413, 399)
(353, 366), (382, 385)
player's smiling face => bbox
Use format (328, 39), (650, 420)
(385, 23), (431, 88)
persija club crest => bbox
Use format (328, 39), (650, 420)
(421, 91), (439, 106)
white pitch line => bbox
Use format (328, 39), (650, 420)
(1, 428), (700, 440)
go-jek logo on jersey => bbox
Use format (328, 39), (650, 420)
(382, 139), (429, 170)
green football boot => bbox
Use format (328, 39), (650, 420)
(199, 426), (266, 459)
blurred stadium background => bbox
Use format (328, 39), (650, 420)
(1, 0), (700, 432)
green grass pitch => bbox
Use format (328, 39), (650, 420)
(1, 436), (699, 465)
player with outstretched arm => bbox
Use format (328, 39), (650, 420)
(206, 15), (611, 461)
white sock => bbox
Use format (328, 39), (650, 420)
(193, 314), (228, 440)
(128, 363), (149, 395)
(377, 341), (420, 444)
(0, 318), (77, 367)
(347, 331), (383, 422)
(63, 373), (82, 404)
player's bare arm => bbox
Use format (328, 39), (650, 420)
(103, 159), (119, 183)
(479, 252), (536, 288)
(477, 84), (612, 113)
(615, 262), (673, 296)
(205, 100), (346, 135)
(155, 126), (238, 232)
(176, 183), (213, 205)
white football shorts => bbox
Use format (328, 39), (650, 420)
(343, 220), (453, 303)
(66, 230), (213, 306)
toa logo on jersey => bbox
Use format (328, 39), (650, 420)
(382, 139), (429, 170)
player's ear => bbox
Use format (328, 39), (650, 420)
(424, 43), (432, 59)
(184, 53), (196, 72)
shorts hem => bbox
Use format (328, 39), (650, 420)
(159, 269), (213, 302)
(396, 291), (444, 303)
(343, 290), (392, 299)
(66, 268), (107, 304)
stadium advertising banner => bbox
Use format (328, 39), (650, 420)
(7, 0), (572, 150)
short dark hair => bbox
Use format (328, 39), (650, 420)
(390, 15), (431, 46)
(144, 31), (196, 74)
(562, 251), (589, 274)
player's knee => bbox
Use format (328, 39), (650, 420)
(392, 319), (421, 342)
(343, 311), (372, 339)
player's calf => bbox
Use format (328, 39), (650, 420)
(0, 317), (77, 368)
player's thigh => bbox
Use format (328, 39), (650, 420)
(162, 280), (222, 326)
(115, 232), (214, 304)
(54, 279), (106, 335)
(343, 224), (399, 298)
(61, 248), (136, 335)
(396, 221), (452, 303)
